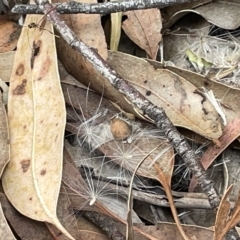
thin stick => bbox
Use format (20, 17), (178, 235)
(33, 0), (220, 209)
(13, 0), (197, 14)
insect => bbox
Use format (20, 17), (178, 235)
(28, 17), (54, 35)
(24, 6), (59, 47)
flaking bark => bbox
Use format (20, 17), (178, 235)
(33, 0), (220, 209)
(13, 0), (196, 14)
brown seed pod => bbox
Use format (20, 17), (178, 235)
(110, 118), (132, 141)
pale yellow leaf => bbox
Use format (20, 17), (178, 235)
(2, 11), (74, 240)
(110, 8), (122, 51)
(0, 88), (9, 176)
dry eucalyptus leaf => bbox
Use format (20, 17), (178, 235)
(189, 116), (240, 192)
(164, 1), (240, 30)
(162, 0), (211, 28)
(0, 202), (16, 240)
(214, 185), (234, 240)
(138, 222), (214, 240)
(1, 12), (73, 240)
(200, 115), (240, 170)
(183, 1), (240, 30)
(165, 65), (240, 125)
(0, 51), (15, 82)
(0, 19), (21, 53)
(122, 9), (162, 60)
(51, 0), (136, 116)
(56, 189), (82, 240)
(74, 217), (110, 240)
(0, 90), (9, 176)
(63, 148), (159, 240)
(52, 0), (107, 59)
(0, 192), (53, 240)
(63, 83), (184, 238)
(108, 51), (222, 140)
(99, 138), (174, 181)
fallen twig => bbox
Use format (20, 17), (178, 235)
(33, 0), (220, 209)
(13, 0), (196, 14)
(83, 211), (125, 240)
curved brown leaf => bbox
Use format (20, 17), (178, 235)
(108, 51), (222, 140)
(166, 65), (240, 125)
(164, 1), (240, 30)
(122, 9), (162, 60)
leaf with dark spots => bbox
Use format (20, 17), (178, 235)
(30, 40), (41, 69)
(15, 64), (24, 76)
(40, 56), (51, 78)
(108, 51), (222, 140)
(2, 12), (74, 240)
(20, 159), (30, 173)
(12, 79), (27, 95)
(40, 169), (46, 175)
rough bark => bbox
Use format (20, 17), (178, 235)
(13, 0), (196, 14)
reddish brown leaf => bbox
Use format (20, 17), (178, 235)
(214, 185), (233, 240)
(189, 115), (240, 192)
(0, 19), (21, 53)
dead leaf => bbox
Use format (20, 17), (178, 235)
(126, 145), (165, 240)
(166, 65), (240, 125)
(0, 19), (21, 53)
(1, 11), (73, 240)
(200, 116), (240, 170)
(185, 1), (240, 30)
(0, 51), (15, 82)
(162, 0), (211, 28)
(0, 201), (16, 240)
(154, 158), (189, 240)
(214, 184), (240, 240)
(63, 83), (187, 239)
(63, 147), (161, 240)
(51, 0), (136, 117)
(99, 138), (173, 180)
(108, 51), (222, 140)
(137, 222), (214, 240)
(0, 90), (9, 176)
(0, 192), (53, 240)
(189, 116), (240, 192)
(122, 9), (162, 60)
(71, 215), (110, 240)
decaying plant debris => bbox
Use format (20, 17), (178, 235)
(1, 0), (240, 239)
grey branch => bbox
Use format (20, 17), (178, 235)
(33, 0), (220, 209)
(13, 0), (196, 14)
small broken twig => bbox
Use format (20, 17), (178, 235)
(13, 0), (196, 14)
(83, 211), (125, 240)
(33, 0), (220, 209)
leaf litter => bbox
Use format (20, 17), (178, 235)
(3, 0), (240, 239)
